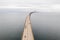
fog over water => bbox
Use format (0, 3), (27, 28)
(0, 9), (60, 40)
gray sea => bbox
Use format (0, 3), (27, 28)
(0, 9), (60, 40)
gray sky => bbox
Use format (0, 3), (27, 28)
(0, 0), (60, 12)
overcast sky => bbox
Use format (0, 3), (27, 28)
(0, 0), (60, 12)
